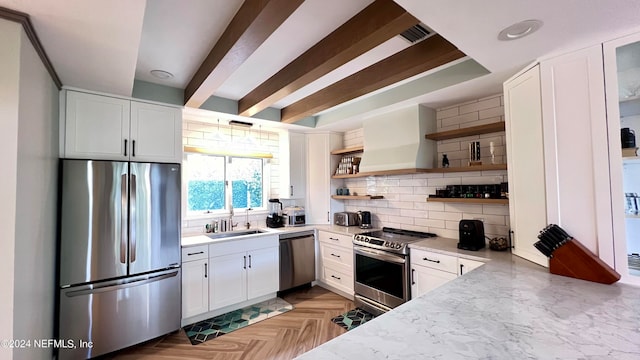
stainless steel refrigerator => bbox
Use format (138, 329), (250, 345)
(57, 160), (181, 360)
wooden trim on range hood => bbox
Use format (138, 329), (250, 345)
(237, 0), (419, 117)
(0, 6), (62, 89)
(184, 0), (304, 107)
(280, 34), (465, 124)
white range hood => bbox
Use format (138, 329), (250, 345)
(358, 105), (437, 173)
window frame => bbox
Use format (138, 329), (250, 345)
(182, 152), (269, 219)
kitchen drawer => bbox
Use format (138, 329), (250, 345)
(319, 242), (353, 270)
(410, 249), (457, 274)
(318, 231), (353, 249)
(322, 264), (353, 293)
(182, 245), (208, 262)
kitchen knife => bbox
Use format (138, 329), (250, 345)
(534, 241), (554, 258)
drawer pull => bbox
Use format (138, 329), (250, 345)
(423, 257), (441, 264)
(187, 251), (204, 256)
(330, 253), (341, 258)
(329, 237), (339, 241)
(331, 275), (341, 280)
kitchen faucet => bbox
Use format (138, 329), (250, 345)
(245, 207), (253, 229)
(229, 205), (238, 230)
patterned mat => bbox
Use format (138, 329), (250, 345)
(183, 298), (293, 345)
(331, 308), (377, 331)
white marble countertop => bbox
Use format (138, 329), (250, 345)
(297, 236), (640, 359)
(181, 224), (369, 247)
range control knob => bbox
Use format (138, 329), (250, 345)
(395, 244), (402, 249)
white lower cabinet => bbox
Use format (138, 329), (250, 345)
(181, 245), (209, 319)
(411, 265), (457, 298)
(209, 236), (279, 311)
(317, 231), (353, 296)
(410, 248), (485, 299)
(181, 235), (279, 323)
(209, 253), (248, 309)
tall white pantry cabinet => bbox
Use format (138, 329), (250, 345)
(504, 30), (640, 285)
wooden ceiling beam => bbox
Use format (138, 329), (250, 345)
(280, 34), (466, 124)
(237, 0), (418, 117)
(184, 0), (304, 107)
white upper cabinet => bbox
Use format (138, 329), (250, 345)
(63, 90), (182, 163)
(280, 132), (306, 199)
(130, 101), (182, 163)
(65, 91), (130, 160)
(503, 64), (549, 267)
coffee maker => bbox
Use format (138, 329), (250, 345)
(266, 199), (284, 228)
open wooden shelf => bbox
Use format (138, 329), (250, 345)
(427, 197), (509, 205)
(331, 164), (507, 179)
(331, 145), (364, 155)
(331, 195), (384, 200)
(425, 122), (506, 141)
(424, 164), (507, 173)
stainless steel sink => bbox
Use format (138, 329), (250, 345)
(206, 229), (267, 240)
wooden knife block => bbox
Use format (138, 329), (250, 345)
(549, 239), (620, 284)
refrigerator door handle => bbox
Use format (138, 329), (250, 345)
(120, 173), (127, 264)
(130, 173), (137, 263)
(64, 270), (178, 298)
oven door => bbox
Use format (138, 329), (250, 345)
(353, 246), (409, 310)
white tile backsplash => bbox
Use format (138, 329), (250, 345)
(341, 94), (508, 239)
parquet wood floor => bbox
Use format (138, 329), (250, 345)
(106, 286), (353, 360)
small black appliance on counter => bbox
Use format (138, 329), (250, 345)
(358, 210), (372, 229)
(458, 220), (485, 251)
(266, 198), (284, 228)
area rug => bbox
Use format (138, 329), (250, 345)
(331, 308), (377, 331)
(183, 298), (293, 345)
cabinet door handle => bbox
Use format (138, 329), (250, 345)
(204, 263), (208, 278)
(508, 230), (514, 249)
(132, 140), (136, 157)
(423, 257), (440, 264)
(327, 212), (330, 222)
(248, 255), (252, 269)
(411, 268), (415, 285)
(187, 251), (204, 256)
(329, 237), (339, 241)
(331, 275), (341, 280)
(243, 255), (247, 269)
(290, 185), (293, 197)
(330, 253), (341, 258)
(460, 264), (464, 275)
(124, 139), (128, 156)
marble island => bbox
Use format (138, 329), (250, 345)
(297, 236), (640, 359)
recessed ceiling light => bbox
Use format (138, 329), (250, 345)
(498, 20), (543, 41)
(150, 69), (174, 79)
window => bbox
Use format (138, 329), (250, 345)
(184, 153), (265, 215)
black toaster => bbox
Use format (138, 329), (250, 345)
(458, 220), (485, 251)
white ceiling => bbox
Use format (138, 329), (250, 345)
(3, 0), (640, 131)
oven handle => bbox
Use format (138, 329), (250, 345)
(353, 246), (406, 265)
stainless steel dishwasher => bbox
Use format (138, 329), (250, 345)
(279, 230), (315, 291)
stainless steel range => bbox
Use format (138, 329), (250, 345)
(353, 227), (436, 315)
